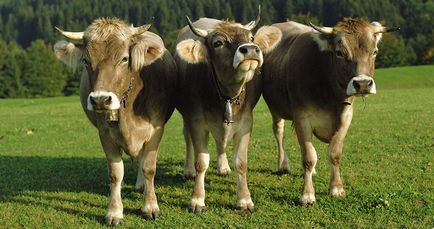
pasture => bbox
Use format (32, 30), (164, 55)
(0, 65), (433, 228)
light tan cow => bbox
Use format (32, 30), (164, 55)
(262, 19), (399, 204)
(174, 8), (282, 213)
(54, 18), (177, 225)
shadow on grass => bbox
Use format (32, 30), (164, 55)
(0, 155), (190, 224)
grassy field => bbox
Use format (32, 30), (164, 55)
(0, 65), (433, 228)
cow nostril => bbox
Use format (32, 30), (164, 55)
(104, 96), (112, 105)
(368, 80), (373, 87)
(90, 97), (97, 105)
(353, 81), (360, 90)
(239, 47), (248, 54)
(255, 47), (260, 53)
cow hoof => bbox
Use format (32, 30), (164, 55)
(189, 205), (205, 214)
(236, 198), (255, 214)
(183, 171), (196, 180)
(274, 169), (290, 175)
(143, 211), (160, 220)
(300, 193), (316, 205)
(106, 215), (123, 226)
(236, 205), (255, 214)
(330, 187), (346, 197)
(142, 204), (160, 220)
(217, 167), (231, 176)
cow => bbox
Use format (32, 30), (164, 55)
(174, 8), (282, 213)
(261, 19), (399, 204)
(53, 18), (177, 225)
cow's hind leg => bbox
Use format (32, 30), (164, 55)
(140, 128), (164, 220)
(294, 120), (317, 205)
(189, 126), (210, 213)
(215, 137), (231, 176)
(100, 133), (124, 226)
(233, 123), (254, 213)
(272, 115), (290, 174)
(183, 122), (196, 179)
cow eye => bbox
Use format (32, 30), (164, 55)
(336, 50), (344, 58)
(213, 40), (223, 48)
(250, 36), (254, 42)
(121, 56), (129, 64)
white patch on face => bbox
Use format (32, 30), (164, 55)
(87, 91), (121, 111)
(346, 75), (377, 96)
(233, 43), (263, 70)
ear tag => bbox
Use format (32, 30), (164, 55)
(223, 100), (233, 125)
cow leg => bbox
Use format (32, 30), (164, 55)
(233, 124), (254, 212)
(99, 133), (124, 226)
(215, 138), (231, 176)
(272, 115), (290, 174)
(294, 120), (317, 205)
(328, 105), (353, 197)
(183, 122), (196, 179)
(189, 126), (210, 213)
(140, 128), (163, 220)
(135, 151), (145, 192)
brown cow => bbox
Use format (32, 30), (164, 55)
(53, 18), (177, 224)
(262, 19), (398, 204)
(174, 8), (282, 213)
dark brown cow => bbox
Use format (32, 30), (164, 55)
(262, 19), (398, 204)
(54, 18), (177, 224)
(174, 9), (282, 212)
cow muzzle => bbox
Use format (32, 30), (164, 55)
(87, 92), (120, 121)
(346, 75), (376, 96)
(233, 43), (263, 72)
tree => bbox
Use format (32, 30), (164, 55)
(0, 40), (25, 98)
(21, 40), (67, 97)
(377, 33), (415, 68)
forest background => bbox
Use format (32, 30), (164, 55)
(0, 0), (432, 98)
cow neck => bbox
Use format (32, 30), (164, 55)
(209, 61), (246, 125)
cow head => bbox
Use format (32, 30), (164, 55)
(54, 18), (165, 114)
(310, 18), (399, 97)
(176, 7), (282, 98)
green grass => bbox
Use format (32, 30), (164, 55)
(0, 65), (433, 228)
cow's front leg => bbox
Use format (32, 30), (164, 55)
(272, 115), (290, 174)
(328, 105), (353, 197)
(141, 128), (163, 220)
(183, 122), (196, 179)
(189, 126), (210, 213)
(233, 124), (254, 212)
(294, 120), (317, 205)
(100, 134), (124, 226)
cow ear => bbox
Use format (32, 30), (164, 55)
(253, 26), (282, 53)
(176, 39), (208, 64)
(53, 40), (83, 70)
(130, 33), (165, 71)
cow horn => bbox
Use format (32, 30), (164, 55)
(371, 21), (400, 33)
(186, 16), (208, 38)
(55, 26), (84, 41)
(309, 22), (333, 34)
(244, 5), (261, 30)
(134, 23), (152, 35)
(376, 26), (400, 33)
